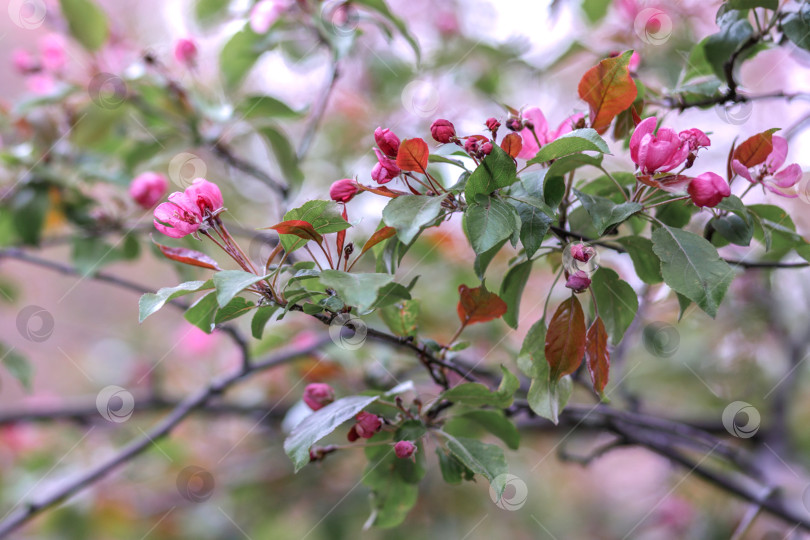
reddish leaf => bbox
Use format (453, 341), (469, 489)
(544, 296), (586, 381)
(732, 128), (780, 168)
(268, 220), (323, 245)
(456, 284), (508, 326)
(360, 226), (396, 257)
(336, 206), (348, 257)
(500, 133), (523, 158)
(578, 51), (638, 134)
(153, 240), (222, 271)
(585, 316), (610, 394)
(637, 174), (692, 193)
(396, 138), (429, 173)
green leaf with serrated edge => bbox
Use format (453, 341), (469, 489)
(436, 448), (473, 484)
(652, 225), (734, 318)
(442, 434), (508, 499)
(277, 200), (351, 253)
(139, 280), (213, 322)
(464, 145), (519, 202)
(499, 260), (533, 329)
(184, 291), (219, 333)
(464, 196), (522, 255)
(382, 194), (448, 245)
(251, 305), (279, 339)
(2, 347), (33, 391)
(370, 282), (412, 309)
(238, 95), (303, 120)
(284, 395), (379, 472)
(527, 129), (610, 165)
(616, 237), (662, 284)
(546, 153), (604, 178)
(590, 268), (638, 345)
(574, 190), (642, 235)
(473, 239), (507, 279)
(440, 366), (519, 408)
(517, 318), (546, 378)
(214, 297), (255, 324)
(449, 410), (520, 450)
(60, 0), (109, 51)
(220, 26), (264, 89)
(213, 271), (269, 308)
(319, 270), (394, 312)
(380, 300), (419, 337)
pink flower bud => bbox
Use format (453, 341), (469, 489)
(374, 127), (400, 158)
(153, 192), (203, 238)
(303, 383), (335, 411)
(329, 178), (359, 203)
(570, 243), (595, 263)
(371, 148), (400, 184)
(629, 117), (689, 175)
(39, 34), (67, 72)
(480, 142), (493, 155)
(353, 411), (382, 439)
(565, 270), (591, 292)
(185, 178), (224, 216)
(486, 117), (500, 132)
(129, 171), (168, 209)
(174, 38), (198, 67)
(505, 117), (522, 131)
(430, 119), (456, 143)
(688, 172), (730, 208)
(679, 128), (711, 152)
(394, 440), (416, 459)
(11, 48), (36, 74)
(250, 0), (286, 34)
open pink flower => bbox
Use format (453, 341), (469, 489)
(371, 148), (400, 184)
(688, 172), (730, 208)
(129, 172), (168, 209)
(630, 117), (694, 175)
(731, 136), (802, 198)
(185, 178), (224, 215)
(154, 191), (203, 238)
(517, 107), (584, 160)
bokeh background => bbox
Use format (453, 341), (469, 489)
(2, 0), (810, 538)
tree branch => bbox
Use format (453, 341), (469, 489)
(211, 140), (289, 198)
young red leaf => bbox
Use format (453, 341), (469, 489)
(360, 226), (396, 257)
(732, 128), (780, 168)
(268, 220), (323, 245)
(585, 316), (610, 395)
(396, 138), (429, 173)
(577, 51), (638, 134)
(500, 132), (523, 158)
(336, 206), (348, 258)
(153, 240), (222, 271)
(456, 284), (508, 326)
(544, 296), (586, 381)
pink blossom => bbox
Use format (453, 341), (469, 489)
(39, 34), (67, 72)
(330, 178), (359, 203)
(185, 178), (224, 215)
(250, 0), (286, 34)
(303, 383), (335, 411)
(347, 411), (382, 441)
(517, 107), (584, 160)
(570, 243), (595, 263)
(371, 148), (400, 184)
(629, 117), (690, 175)
(628, 51), (641, 72)
(430, 119), (456, 143)
(26, 73), (55, 95)
(153, 191), (203, 238)
(174, 38), (198, 67)
(176, 324), (219, 355)
(11, 48), (36, 73)
(731, 136), (802, 197)
(129, 172), (168, 209)
(687, 172), (730, 208)
(374, 127), (400, 158)
(394, 440), (417, 459)
(565, 270), (591, 292)
(679, 128), (711, 152)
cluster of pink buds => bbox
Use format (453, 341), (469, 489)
(12, 34), (68, 94)
(372, 127), (401, 184)
(347, 411), (382, 441)
(564, 243), (596, 293)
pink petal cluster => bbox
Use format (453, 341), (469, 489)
(11, 34), (69, 95)
(731, 136), (802, 198)
(39, 34), (68, 72)
(250, 0), (287, 34)
(302, 383), (335, 411)
(394, 440), (417, 459)
(430, 119), (456, 143)
(347, 411), (382, 441)
(630, 117), (710, 175)
(153, 178), (223, 238)
(517, 108), (585, 160)
(372, 148), (400, 184)
(174, 38), (198, 67)
(329, 178), (359, 203)
(687, 172), (730, 208)
(129, 172), (168, 209)
(565, 270), (591, 292)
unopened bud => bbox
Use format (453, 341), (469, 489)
(430, 119), (456, 144)
(485, 117), (500, 133)
(394, 440), (417, 459)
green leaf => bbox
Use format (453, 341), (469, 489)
(284, 395), (379, 472)
(238, 95), (303, 120)
(590, 268), (638, 345)
(655, 200), (695, 228)
(704, 12), (754, 79)
(464, 196), (521, 255)
(436, 448), (473, 484)
(213, 271), (268, 308)
(616, 237), (662, 284)
(528, 372), (573, 425)
(380, 300), (420, 337)
(473, 239), (507, 279)
(2, 347), (33, 391)
(499, 260), (533, 329)
(363, 444), (421, 528)
(220, 27), (264, 89)
(727, 0), (777, 9)
(781, 4), (810, 51)
(60, 0), (109, 51)
(370, 282), (412, 309)
(382, 194), (448, 245)
(251, 305), (279, 339)
(546, 153), (604, 179)
(517, 318), (546, 378)
(507, 177), (555, 258)
(139, 280), (213, 322)
(574, 190), (643, 235)
(258, 125), (304, 187)
(711, 214), (753, 246)
(450, 410), (520, 450)
(544, 176), (566, 209)
(582, 0), (612, 23)
(464, 145), (519, 202)
(184, 291), (219, 333)
(651, 225), (734, 318)
(214, 297), (255, 324)
(440, 366), (519, 408)
(279, 200), (350, 253)
(527, 129), (610, 165)
(195, 0), (229, 25)
(442, 434), (508, 499)
(319, 270), (394, 312)
(353, 0), (421, 63)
